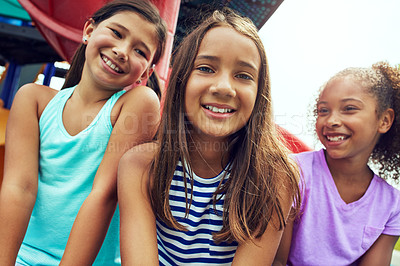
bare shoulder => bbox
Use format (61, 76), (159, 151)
(111, 86), (160, 128)
(115, 86), (160, 113)
(15, 83), (57, 101)
(125, 85), (159, 102)
(13, 83), (58, 115)
(119, 142), (159, 175)
(118, 142), (159, 189)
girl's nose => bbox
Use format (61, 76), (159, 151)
(326, 113), (342, 128)
(112, 45), (128, 62)
(210, 73), (236, 98)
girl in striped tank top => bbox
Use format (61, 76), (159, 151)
(119, 8), (301, 265)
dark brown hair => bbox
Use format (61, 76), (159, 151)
(62, 0), (167, 90)
(150, 8), (301, 244)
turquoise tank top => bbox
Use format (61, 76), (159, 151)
(17, 86), (125, 265)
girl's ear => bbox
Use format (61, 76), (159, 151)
(82, 18), (95, 42)
(378, 108), (395, 134)
(138, 65), (155, 83)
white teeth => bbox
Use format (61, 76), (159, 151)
(205, 105), (233, 114)
(327, 135), (346, 142)
(102, 56), (122, 73)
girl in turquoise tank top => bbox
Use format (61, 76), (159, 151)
(0, 0), (167, 265)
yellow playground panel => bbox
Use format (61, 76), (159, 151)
(0, 103), (9, 186)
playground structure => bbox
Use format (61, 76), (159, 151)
(3, 1), (400, 261)
(0, 0), (311, 184)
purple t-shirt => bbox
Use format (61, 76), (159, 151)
(288, 149), (400, 266)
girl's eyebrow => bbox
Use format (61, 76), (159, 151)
(196, 55), (258, 72)
(109, 22), (129, 32)
(196, 55), (218, 62)
(237, 60), (258, 72)
(342, 98), (363, 103)
(318, 98), (363, 105)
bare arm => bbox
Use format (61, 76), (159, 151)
(358, 234), (399, 266)
(60, 87), (160, 265)
(0, 85), (48, 265)
(232, 182), (294, 265)
(118, 143), (158, 265)
(272, 210), (294, 266)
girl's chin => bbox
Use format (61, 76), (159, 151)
(324, 149), (347, 160)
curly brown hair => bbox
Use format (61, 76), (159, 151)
(314, 62), (400, 180)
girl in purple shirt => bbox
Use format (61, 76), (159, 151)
(274, 61), (400, 266)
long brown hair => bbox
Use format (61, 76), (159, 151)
(150, 8), (301, 244)
(62, 0), (167, 90)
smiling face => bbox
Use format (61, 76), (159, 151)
(184, 26), (260, 142)
(316, 76), (389, 161)
(83, 11), (158, 90)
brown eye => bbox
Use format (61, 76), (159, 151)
(111, 28), (122, 38)
(317, 107), (329, 116)
(344, 105), (358, 112)
(134, 49), (147, 59)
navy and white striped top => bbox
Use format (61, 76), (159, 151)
(157, 160), (238, 265)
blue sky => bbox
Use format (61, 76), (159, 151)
(259, 0), (400, 149)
